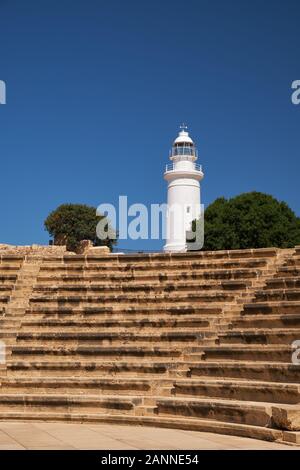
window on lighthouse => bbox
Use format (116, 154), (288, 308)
(173, 144), (194, 157)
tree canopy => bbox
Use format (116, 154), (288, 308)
(193, 192), (300, 251)
(44, 203), (117, 252)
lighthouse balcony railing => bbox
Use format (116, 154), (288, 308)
(165, 163), (203, 173)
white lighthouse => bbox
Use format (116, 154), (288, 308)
(163, 125), (204, 253)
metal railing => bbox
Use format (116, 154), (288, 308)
(165, 163), (203, 173)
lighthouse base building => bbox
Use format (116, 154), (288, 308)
(164, 126), (204, 253)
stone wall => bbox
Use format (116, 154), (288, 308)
(76, 240), (110, 255)
(0, 244), (68, 256)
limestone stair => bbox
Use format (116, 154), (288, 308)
(0, 247), (299, 445)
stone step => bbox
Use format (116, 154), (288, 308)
(10, 292), (32, 300)
(13, 284), (36, 291)
(281, 257), (300, 267)
(25, 305), (225, 318)
(1, 376), (298, 404)
(39, 258), (269, 273)
(155, 397), (300, 430)
(0, 391), (297, 431)
(201, 345), (294, 362)
(36, 268), (262, 284)
(41, 248), (277, 263)
(7, 360), (187, 377)
(0, 267), (24, 273)
(0, 254), (24, 260)
(171, 378), (300, 404)
(0, 323), (20, 330)
(2, 306), (27, 313)
(7, 303), (27, 308)
(11, 345), (184, 360)
(2, 322), (216, 334)
(32, 280), (251, 293)
(0, 331), (17, 340)
(0, 313), (23, 320)
(0, 393), (142, 414)
(188, 362), (300, 383)
(5, 358), (300, 383)
(13, 339), (214, 349)
(218, 329), (300, 345)
(0, 264), (23, 269)
(276, 267), (300, 278)
(254, 289), (300, 302)
(0, 377), (160, 395)
(102, 248), (278, 261)
(0, 411), (289, 442)
(230, 314), (300, 329)
(14, 329), (214, 338)
(20, 315), (219, 325)
(15, 331), (215, 345)
(29, 292), (237, 307)
(47, 251), (274, 263)
(0, 285), (15, 291)
(18, 316), (213, 330)
(0, 274), (18, 288)
(265, 278), (300, 289)
(43, 254), (272, 266)
(243, 301), (300, 315)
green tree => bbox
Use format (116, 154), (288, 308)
(192, 192), (300, 250)
(44, 203), (117, 252)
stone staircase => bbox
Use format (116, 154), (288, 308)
(0, 255), (42, 364)
(0, 255), (23, 311)
(0, 247), (299, 445)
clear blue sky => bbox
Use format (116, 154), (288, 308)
(0, 0), (299, 251)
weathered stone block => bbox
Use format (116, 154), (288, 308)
(272, 406), (300, 431)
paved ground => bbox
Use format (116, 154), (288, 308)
(0, 422), (295, 450)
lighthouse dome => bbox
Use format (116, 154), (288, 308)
(173, 129), (194, 145)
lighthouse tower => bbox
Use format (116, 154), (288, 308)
(164, 125), (204, 253)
